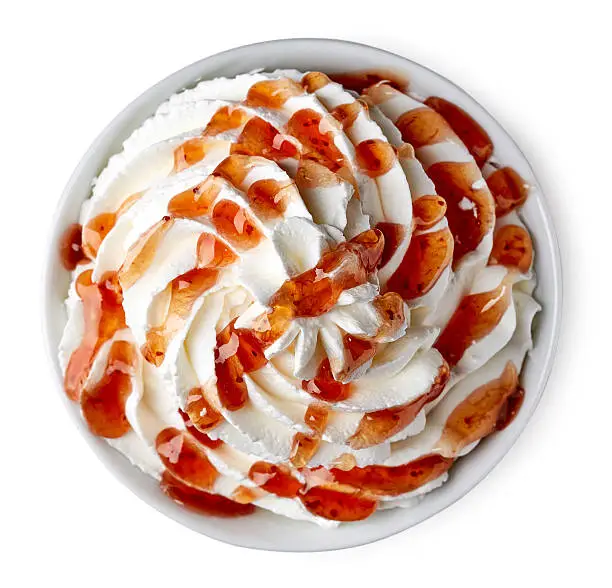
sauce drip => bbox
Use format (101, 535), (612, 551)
(302, 359), (353, 402)
(82, 192), (142, 260)
(248, 462), (303, 498)
(203, 106), (250, 136)
(328, 70), (408, 94)
(184, 387), (223, 432)
(211, 199), (264, 250)
(81, 339), (136, 438)
(330, 453), (454, 496)
(386, 227), (453, 301)
(375, 222), (406, 268)
(59, 223), (86, 270)
(412, 195), (447, 231)
(213, 154), (259, 187)
(426, 161), (495, 264)
(156, 427), (218, 490)
(343, 334), (377, 377)
(245, 78), (304, 108)
(438, 361), (519, 455)
(246, 178), (295, 221)
(331, 101), (364, 130)
(141, 268), (220, 366)
(290, 404), (329, 468)
(167, 177), (221, 219)
(395, 107), (456, 149)
(434, 279), (511, 368)
(287, 108), (347, 175)
(299, 486), (377, 521)
(179, 408), (223, 448)
(355, 139), (396, 178)
(160, 471), (255, 517)
(118, 217), (174, 290)
(173, 138), (214, 172)
(424, 97), (493, 167)
(486, 166), (529, 217)
(231, 116), (299, 161)
(215, 320), (268, 411)
(495, 385), (525, 431)
(64, 270), (126, 401)
(301, 71), (332, 93)
(348, 361), (450, 449)
(489, 224), (533, 273)
(215, 229), (384, 411)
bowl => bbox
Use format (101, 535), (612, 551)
(42, 38), (562, 551)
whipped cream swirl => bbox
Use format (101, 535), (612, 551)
(59, 69), (539, 526)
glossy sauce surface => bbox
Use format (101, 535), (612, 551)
(438, 361), (519, 454)
(59, 223), (86, 269)
(487, 166), (529, 217)
(386, 227), (453, 301)
(489, 224), (533, 273)
(435, 280), (511, 367)
(424, 96), (493, 167)
(80, 340), (136, 438)
(64, 270), (126, 401)
(348, 361), (450, 449)
(161, 471), (255, 517)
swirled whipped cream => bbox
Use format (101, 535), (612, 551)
(58, 69), (539, 526)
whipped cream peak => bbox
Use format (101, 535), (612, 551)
(58, 68), (538, 525)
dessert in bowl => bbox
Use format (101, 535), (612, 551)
(45, 39), (560, 549)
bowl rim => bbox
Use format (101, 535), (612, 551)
(42, 37), (563, 552)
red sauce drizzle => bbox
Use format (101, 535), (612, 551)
(486, 166), (530, 217)
(438, 361), (520, 454)
(246, 178), (295, 221)
(424, 97), (494, 167)
(81, 339), (136, 438)
(290, 404), (329, 468)
(167, 177), (221, 219)
(245, 78), (304, 108)
(118, 217), (174, 290)
(215, 229), (384, 411)
(156, 427), (218, 490)
(248, 462), (303, 498)
(141, 268), (220, 366)
(82, 192), (142, 260)
(434, 279), (511, 368)
(64, 270), (126, 401)
(330, 453), (454, 496)
(299, 486), (377, 521)
(489, 224), (533, 273)
(184, 387), (223, 432)
(495, 385), (525, 431)
(161, 471), (255, 517)
(173, 138), (214, 172)
(386, 228), (453, 301)
(215, 320), (268, 411)
(355, 139), (396, 178)
(376, 222), (407, 268)
(302, 359), (353, 402)
(287, 108), (348, 176)
(348, 361), (450, 449)
(231, 116), (299, 161)
(426, 161), (495, 264)
(328, 70), (408, 94)
(59, 223), (86, 270)
(203, 106), (250, 136)
(211, 199), (264, 250)
(412, 195), (447, 231)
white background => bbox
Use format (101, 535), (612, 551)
(2, 1), (610, 586)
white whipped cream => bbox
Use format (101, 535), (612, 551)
(59, 70), (539, 526)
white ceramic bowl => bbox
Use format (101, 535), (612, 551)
(43, 38), (562, 551)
